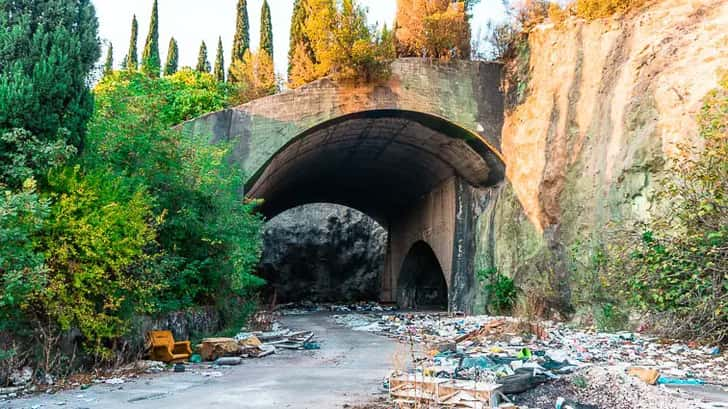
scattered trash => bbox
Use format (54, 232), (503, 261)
(189, 354), (202, 364)
(303, 341), (321, 350)
(103, 378), (125, 385)
(214, 357), (243, 366)
(328, 310), (728, 404)
(627, 367), (660, 385)
(173, 363), (186, 373)
(198, 338), (240, 361)
(9, 367), (33, 386)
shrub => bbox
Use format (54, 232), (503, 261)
(478, 268), (517, 314)
(0, 179), (49, 332)
(604, 72), (728, 343)
(38, 166), (157, 359)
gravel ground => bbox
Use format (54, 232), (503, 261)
(514, 366), (727, 409)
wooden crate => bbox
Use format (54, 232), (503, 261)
(389, 374), (504, 408)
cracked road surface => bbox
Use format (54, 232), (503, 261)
(2, 313), (400, 409)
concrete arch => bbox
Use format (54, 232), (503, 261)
(181, 58), (505, 188)
(397, 241), (448, 309)
(246, 109), (505, 221)
(181, 58), (507, 311)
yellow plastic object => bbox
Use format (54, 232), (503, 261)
(148, 330), (192, 363)
(627, 367), (660, 385)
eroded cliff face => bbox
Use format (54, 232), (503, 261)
(259, 204), (387, 303)
(477, 0), (728, 315)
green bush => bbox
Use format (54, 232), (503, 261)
(605, 72), (728, 343)
(0, 179), (49, 331)
(86, 69), (264, 315)
(38, 166), (157, 359)
(478, 268), (517, 314)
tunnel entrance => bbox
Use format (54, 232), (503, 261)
(258, 203), (387, 304)
(396, 241), (448, 310)
(246, 110), (505, 310)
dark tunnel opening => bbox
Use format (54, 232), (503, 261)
(258, 203), (387, 304)
(396, 241), (449, 310)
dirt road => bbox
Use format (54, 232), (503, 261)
(2, 313), (400, 409)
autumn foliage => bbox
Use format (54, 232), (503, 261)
(229, 50), (278, 102)
(288, 0), (395, 88)
(395, 0), (471, 59)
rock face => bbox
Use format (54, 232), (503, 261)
(473, 0), (728, 315)
(259, 204), (387, 303)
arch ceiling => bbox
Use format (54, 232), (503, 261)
(246, 110), (505, 220)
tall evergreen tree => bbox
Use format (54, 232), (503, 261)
(289, 0), (313, 76)
(229, 0), (250, 79)
(126, 15), (139, 70)
(214, 37), (225, 82)
(260, 0), (274, 59)
(164, 38), (179, 76)
(0, 0), (101, 148)
(196, 41), (211, 73)
(141, 0), (161, 77)
(103, 43), (114, 77)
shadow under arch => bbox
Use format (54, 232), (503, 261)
(397, 241), (448, 310)
(245, 109), (505, 221)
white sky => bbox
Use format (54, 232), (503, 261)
(93, 0), (508, 78)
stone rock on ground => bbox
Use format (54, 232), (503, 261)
(259, 203), (387, 303)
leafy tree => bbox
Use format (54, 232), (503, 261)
(0, 129), (76, 189)
(260, 0), (274, 60)
(0, 179), (49, 331)
(103, 43), (114, 77)
(395, 0), (470, 59)
(289, 0), (393, 86)
(141, 0), (161, 77)
(89, 70), (263, 314)
(229, 51), (278, 103)
(229, 0), (250, 80)
(164, 38), (179, 76)
(289, 42), (317, 88)
(214, 37), (225, 82)
(0, 0), (101, 148)
(39, 166), (157, 359)
(288, 0), (313, 77)
(196, 41), (211, 73)
(126, 15), (139, 70)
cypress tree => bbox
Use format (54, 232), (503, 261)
(141, 0), (161, 77)
(126, 15), (139, 70)
(103, 43), (114, 77)
(289, 0), (313, 76)
(214, 37), (225, 82)
(230, 0), (250, 78)
(196, 41), (211, 73)
(260, 0), (274, 59)
(164, 38), (179, 76)
(0, 0), (101, 148)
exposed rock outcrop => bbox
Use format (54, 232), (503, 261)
(259, 204), (387, 303)
(475, 0), (728, 315)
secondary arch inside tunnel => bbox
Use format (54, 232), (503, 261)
(397, 241), (448, 310)
(247, 109), (505, 309)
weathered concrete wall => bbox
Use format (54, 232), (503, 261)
(473, 0), (728, 315)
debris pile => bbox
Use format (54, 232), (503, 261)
(278, 301), (395, 315)
(330, 312), (728, 408)
(194, 321), (319, 364)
